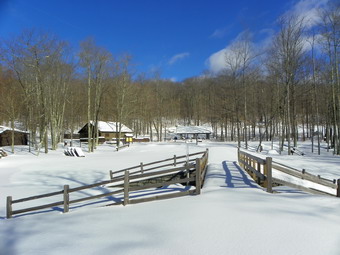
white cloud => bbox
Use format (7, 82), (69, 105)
(286, 0), (329, 28)
(168, 52), (190, 65)
(207, 30), (272, 74)
(206, 48), (227, 73)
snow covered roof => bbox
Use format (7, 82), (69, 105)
(176, 126), (212, 134)
(0, 125), (29, 134)
(89, 121), (133, 133)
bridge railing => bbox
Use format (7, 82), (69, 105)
(237, 148), (340, 197)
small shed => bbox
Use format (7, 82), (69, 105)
(175, 126), (212, 140)
(78, 121), (133, 142)
(0, 126), (29, 146)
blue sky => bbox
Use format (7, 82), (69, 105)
(0, 0), (329, 81)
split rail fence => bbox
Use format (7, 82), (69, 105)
(6, 150), (209, 219)
(238, 149), (340, 197)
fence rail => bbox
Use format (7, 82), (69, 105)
(238, 149), (340, 197)
(6, 150), (209, 219)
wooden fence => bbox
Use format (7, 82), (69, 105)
(238, 149), (340, 197)
(6, 150), (209, 219)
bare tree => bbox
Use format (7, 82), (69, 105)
(319, 3), (340, 154)
(79, 38), (111, 152)
(270, 15), (305, 154)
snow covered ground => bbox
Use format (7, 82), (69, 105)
(1, 141), (340, 255)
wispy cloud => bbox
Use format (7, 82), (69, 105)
(168, 52), (190, 65)
(210, 25), (233, 38)
(285, 0), (330, 28)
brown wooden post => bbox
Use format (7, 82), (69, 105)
(257, 161), (261, 185)
(6, 196), (12, 219)
(109, 170), (113, 180)
(337, 179), (340, 198)
(237, 148), (240, 163)
(266, 157), (273, 193)
(173, 155), (177, 166)
(63, 185), (69, 213)
(195, 158), (201, 195)
(124, 170), (130, 206)
(140, 163), (144, 174)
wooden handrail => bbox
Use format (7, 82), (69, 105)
(238, 149), (339, 197)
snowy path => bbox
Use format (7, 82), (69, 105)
(204, 145), (260, 191)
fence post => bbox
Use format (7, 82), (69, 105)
(337, 179), (340, 198)
(257, 162), (261, 185)
(6, 196), (12, 219)
(140, 163), (144, 174)
(173, 155), (177, 167)
(195, 158), (201, 195)
(124, 170), (130, 206)
(237, 148), (240, 164)
(63, 185), (69, 213)
(266, 157), (273, 193)
(109, 170), (113, 180)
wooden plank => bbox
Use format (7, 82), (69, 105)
(129, 190), (196, 204)
(239, 151), (266, 164)
(6, 196), (12, 219)
(200, 161), (208, 187)
(110, 151), (205, 175)
(63, 185), (69, 213)
(142, 159), (196, 173)
(129, 176), (196, 192)
(12, 190), (64, 203)
(272, 163), (337, 188)
(12, 201), (64, 216)
(272, 163), (302, 178)
(272, 178), (335, 196)
(142, 162), (178, 172)
(124, 171), (129, 206)
(128, 164), (195, 181)
(196, 158), (201, 195)
(110, 164), (195, 185)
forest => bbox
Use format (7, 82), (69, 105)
(0, 3), (339, 155)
